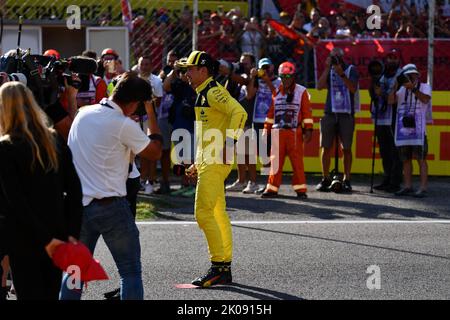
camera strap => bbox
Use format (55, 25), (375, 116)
(403, 82), (419, 116)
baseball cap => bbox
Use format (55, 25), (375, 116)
(101, 48), (119, 59)
(258, 58), (273, 69)
(402, 63), (419, 75)
(178, 50), (214, 68)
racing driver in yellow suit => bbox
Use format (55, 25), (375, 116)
(179, 51), (247, 287)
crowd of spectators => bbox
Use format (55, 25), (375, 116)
(94, 2), (450, 87)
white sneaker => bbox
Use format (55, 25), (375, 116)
(225, 181), (246, 192)
(143, 182), (154, 195)
(242, 181), (260, 194)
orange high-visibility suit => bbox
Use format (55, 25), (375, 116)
(264, 83), (313, 193)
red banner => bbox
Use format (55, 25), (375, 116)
(314, 39), (450, 90)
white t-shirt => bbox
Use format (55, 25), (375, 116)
(68, 99), (150, 206)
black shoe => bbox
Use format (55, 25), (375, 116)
(385, 184), (401, 193)
(261, 190), (278, 198)
(316, 177), (331, 191)
(395, 187), (414, 196)
(413, 189), (427, 198)
(104, 288), (120, 300)
(192, 264), (231, 288)
(342, 180), (352, 192)
(296, 192), (308, 199)
(373, 182), (390, 191)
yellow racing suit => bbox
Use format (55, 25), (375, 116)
(193, 77), (247, 263)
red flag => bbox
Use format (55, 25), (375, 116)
(268, 19), (302, 42)
(121, 0), (133, 33)
(268, 19), (305, 54)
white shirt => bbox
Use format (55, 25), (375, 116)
(396, 83), (431, 117)
(68, 99), (150, 206)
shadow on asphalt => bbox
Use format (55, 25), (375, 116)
(233, 225), (450, 261)
(225, 195), (449, 220)
(206, 282), (305, 300)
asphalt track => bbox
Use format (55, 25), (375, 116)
(78, 174), (450, 301)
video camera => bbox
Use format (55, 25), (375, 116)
(0, 50), (97, 109)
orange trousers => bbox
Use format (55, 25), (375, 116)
(266, 129), (307, 193)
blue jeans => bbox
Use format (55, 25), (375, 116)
(59, 197), (143, 300)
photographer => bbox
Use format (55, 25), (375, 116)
(164, 58), (197, 197)
(388, 64), (431, 198)
(217, 52), (256, 92)
(369, 49), (403, 192)
(317, 47), (359, 192)
(60, 72), (162, 300)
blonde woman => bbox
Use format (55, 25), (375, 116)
(0, 82), (83, 300)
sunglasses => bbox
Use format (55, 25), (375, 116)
(280, 74), (294, 78)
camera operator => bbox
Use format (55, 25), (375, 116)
(388, 64), (431, 198)
(369, 49), (403, 193)
(60, 72), (162, 300)
(1, 49), (76, 141)
(317, 47), (359, 192)
(76, 54), (108, 109)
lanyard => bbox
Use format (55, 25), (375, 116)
(100, 101), (114, 110)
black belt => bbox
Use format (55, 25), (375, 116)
(91, 196), (122, 205)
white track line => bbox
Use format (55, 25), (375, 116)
(136, 220), (450, 225)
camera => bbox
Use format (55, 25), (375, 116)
(0, 50), (98, 109)
(402, 115), (416, 128)
(231, 62), (243, 73)
(368, 60), (384, 86)
(330, 55), (340, 66)
(396, 71), (410, 87)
